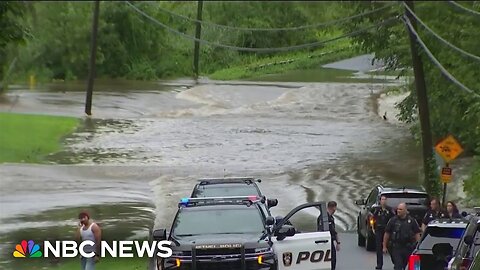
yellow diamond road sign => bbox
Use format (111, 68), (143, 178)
(435, 135), (464, 162)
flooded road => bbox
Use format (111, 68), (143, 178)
(0, 76), (431, 268)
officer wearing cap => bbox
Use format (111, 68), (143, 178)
(370, 195), (395, 270)
(383, 203), (421, 270)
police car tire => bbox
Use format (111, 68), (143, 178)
(357, 231), (366, 247)
(366, 232), (376, 251)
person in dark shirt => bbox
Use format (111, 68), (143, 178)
(422, 197), (447, 231)
(370, 195), (395, 270)
(383, 203), (421, 270)
(445, 201), (462, 219)
(327, 201), (339, 270)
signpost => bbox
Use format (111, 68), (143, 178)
(434, 135), (463, 206)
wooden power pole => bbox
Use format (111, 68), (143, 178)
(85, 0), (100, 116)
(405, 1), (437, 196)
(193, 0), (203, 79)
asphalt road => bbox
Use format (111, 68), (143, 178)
(338, 232), (395, 270)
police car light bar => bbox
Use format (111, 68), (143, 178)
(178, 196), (264, 207)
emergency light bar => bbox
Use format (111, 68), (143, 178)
(197, 177), (261, 185)
(178, 195), (265, 207)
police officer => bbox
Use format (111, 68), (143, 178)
(327, 201), (340, 270)
(421, 197), (447, 232)
(371, 195), (395, 270)
(383, 203), (421, 270)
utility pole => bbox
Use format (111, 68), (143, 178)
(404, 1), (437, 196)
(85, 0), (100, 116)
(193, 0), (203, 79)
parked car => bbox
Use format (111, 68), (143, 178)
(408, 218), (468, 270)
(356, 185), (430, 251)
(449, 207), (480, 270)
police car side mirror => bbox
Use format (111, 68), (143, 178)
(267, 198), (278, 208)
(276, 225), (296, 241)
(153, 229), (167, 241)
(266, 216), (275, 226)
(461, 211), (468, 217)
(355, 199), (366, 205)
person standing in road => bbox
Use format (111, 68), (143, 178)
(75, 211), (101, 270)
(421, 197), (447, 231)
(371, 195), (395, 270)
(445, 201), (462, 219)
(383, 203), (421, 270)
(327, 201), (340, 270)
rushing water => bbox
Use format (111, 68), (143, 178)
(0, 75), (432, 268)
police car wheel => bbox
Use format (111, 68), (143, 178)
(357, 220), (366, 247)
(366, 232), (376, 251)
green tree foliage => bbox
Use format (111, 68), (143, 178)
(0, 2), (26, 82)
(341, 1), (480, 199)
(6, 1), (351, 81)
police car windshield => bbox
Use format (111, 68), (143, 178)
(172, 207), (264, 236)
(418, 227), (466, 251)
(384, 193), (428, 208)
(193, 184), (260, 197)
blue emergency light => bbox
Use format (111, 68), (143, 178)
(180, 198), (189, 204)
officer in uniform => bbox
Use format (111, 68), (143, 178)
(421, 197), (447, 232)
(383, 203), (421, 270)
(327, 201), (340, 270)
(370, 195), (395, 270)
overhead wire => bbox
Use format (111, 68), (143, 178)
(150, 2), (399, 32)
(447, 1), (480, 17)
(402, 15), (480, 98)
(403, 2), (480, 62)
(125, 1), (401, 53)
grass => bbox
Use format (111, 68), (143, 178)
(246, 67), (387, 83)
(208, 41), (360, 81)
(0, 112), (79, 163)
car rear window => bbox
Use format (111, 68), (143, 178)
(383, 193), (428, 208)
(418, 227), (466, 251)
(193, 184), (260, 197)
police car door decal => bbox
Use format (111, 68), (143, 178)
(273, 232), (332, 270)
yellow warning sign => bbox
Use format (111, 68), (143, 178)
(440, 167), (452, 184)
(435, 135), (464, 162)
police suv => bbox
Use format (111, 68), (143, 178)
(190, 177), (279, 211)
(408, 218), (468, 270)
(152, 196), (332, 270)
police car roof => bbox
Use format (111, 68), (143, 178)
(427, 218), (469, 228)
(197, 177), (260, 185)
(379, 185), (427, 194)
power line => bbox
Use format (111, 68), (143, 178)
(126, 1), (401, 53)
(448, 1), (480, 17)
(403, 2), (480, 62)
(150, 2), (399, 32)
(402, 15), (480, 98)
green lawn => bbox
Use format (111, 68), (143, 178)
(0, 112), (79, 163)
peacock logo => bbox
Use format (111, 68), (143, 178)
(13, 240), (43, 258)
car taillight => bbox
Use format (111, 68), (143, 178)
(369, 216), (375, 227)
(461, 257), (473, 269)
(408, 254), (421, 270)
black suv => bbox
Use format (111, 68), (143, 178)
(355, 185), (429, 251)
(190, 177), (278, 210)
(449, 208), (480, 270)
